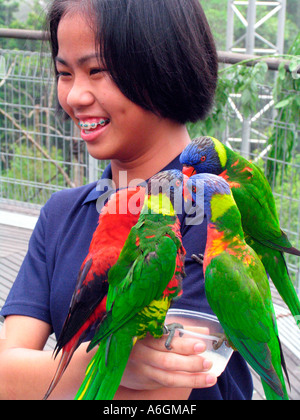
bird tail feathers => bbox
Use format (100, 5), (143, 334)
(75, 332), (133, 400)
(260, 234), (300, 257)
(262, 380), (289, 400)
(229, 334), (288, 400)
(43, 346), (78, 400)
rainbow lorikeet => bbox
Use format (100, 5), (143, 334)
(180, 136), (300, 326)
(75, 169), (186, 400)
(187, 173), (289, 400)
(43, 186), (145, 400)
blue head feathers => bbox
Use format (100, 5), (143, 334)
(187, 173), (231, 200)
(186, 173), (232, 221)
(180, 137), (226, 175)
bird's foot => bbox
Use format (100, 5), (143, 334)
(163, 323), (184, 350)
(212, 333), (228, 350)
(192, 253), (204, 265)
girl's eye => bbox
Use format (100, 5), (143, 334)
(90, 68), (107, 76)
(56, 71), (71, 79)
(90, 68), (101, 75)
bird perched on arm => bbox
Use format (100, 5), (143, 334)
(187, 172), (289, 400)
(180, 136), (300, 327)
(43, 186), (145, 400)
(75, 169), (186, 400)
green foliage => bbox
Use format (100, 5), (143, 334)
(187, 60), (269, 138)
(266, 34), (300, 186)
(0, 0), (19, 26)
(0, 0), (45, 51)
(188, 35), (299, 167)
(2, 142), (65, 204)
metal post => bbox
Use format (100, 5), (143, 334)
(226, 0), (287, 158)
(241, 118), (251, 158)
(241, 0), (257, 159)
(245, 0), (256, 54)
(226, 0), (234, 52)
(277, 0), (286, 54)
(89, 155), (99, 183)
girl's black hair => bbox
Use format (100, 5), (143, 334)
(46, 0), (218, 124)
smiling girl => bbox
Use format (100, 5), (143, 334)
(0, 0), (253, 400)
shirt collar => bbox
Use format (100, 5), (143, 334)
(82, 155), (182, 206)
(82, 163), (112, 205)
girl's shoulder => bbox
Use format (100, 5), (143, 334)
(43, 182), (98, 215)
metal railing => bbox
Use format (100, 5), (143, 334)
(1, 27), (298, 73)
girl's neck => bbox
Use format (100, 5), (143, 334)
(111, 124), (190, 189)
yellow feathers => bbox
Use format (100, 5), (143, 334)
(144, 193), (175, 217)
(211, 137), (227, 168)
(210, 193), (235, 222)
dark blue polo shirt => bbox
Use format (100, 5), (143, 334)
(0, 155), (253, 400)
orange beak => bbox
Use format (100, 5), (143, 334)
(182, 174), (192, 203)
(182, 165), (196, 178)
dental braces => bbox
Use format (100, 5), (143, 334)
(79, 119), (110, 130)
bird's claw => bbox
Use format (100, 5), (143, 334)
(212, 333), (228, 350)
(192, 253), (204, 265)
(163, 323), (184, 350)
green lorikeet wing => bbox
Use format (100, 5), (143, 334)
(224, 158), (298, 254)
(245, 234), (300, 326)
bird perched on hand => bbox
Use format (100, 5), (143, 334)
(180, 136), (300, 327)
(75, 169), (186, 400)
(187, 172), (289, 400)
(43, 186), (146, 400)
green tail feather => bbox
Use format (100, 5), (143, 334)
(257, 231), (300, 257)
(75, 346), (102, 400)
(267, 259), (300, 327)
(75, 332), (133, 400)
(227, 332), (289, 400)
(262, 379), (289, 400)
(246, 237), (300, 328)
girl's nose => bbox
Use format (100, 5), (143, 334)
(67, 79), (95, 109)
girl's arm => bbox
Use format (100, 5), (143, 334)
(0, 316), (216, 400)
(0, 315), (96, 400)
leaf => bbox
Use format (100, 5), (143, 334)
(274, 98), (291, 109)
(278, 63), (286, 81)
(241, 89), (252, 106)
(289, 61), (299, 73)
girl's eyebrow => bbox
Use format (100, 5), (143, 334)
(55, 54), (100, 66)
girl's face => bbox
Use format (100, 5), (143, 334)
(56, 12), (163, 162)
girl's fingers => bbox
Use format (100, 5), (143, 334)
(132, 338), (212, 373)
(142, 362), (217, 389)
(138, 332), (207, 356)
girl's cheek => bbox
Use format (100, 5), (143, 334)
(57, 85), (71, 115)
